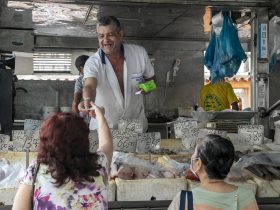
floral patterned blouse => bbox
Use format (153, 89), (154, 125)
(20, 152), (109, 210)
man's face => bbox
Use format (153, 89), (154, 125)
(97, 24), (123, 55)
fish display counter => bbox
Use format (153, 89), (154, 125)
(1, 117), (280, 208)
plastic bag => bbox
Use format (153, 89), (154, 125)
(226, 164), (252, 182)
(204, 13), (247, 84)
(219, 15), (247, 65)
(112, 151), (163, 171)
(112, 152), (189, 178)
(0, 158), (25, 188)
(157, 155), (189, 176)
(111, 152), (166, 179)
(226, 152), (280, 182)
(235, 151), (280, 169)
(204, 30), (216, 71)
(269, 16), (280, 72)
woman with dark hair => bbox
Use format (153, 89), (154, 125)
(168, 134), (258, 210)
(12, 104), (112, 210)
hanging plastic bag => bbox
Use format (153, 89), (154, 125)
(269, 16), (280, 72)
(219, 14), (247, 75)
(204, 13), (247, 84)
(204, 30), (216, 71)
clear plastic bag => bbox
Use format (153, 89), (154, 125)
(157, 155), (189, 176)
(0, 158), (25, 188)
(226, 164), (252, 182)
(235, 151), (280, 168)
(112, 151), (163, 171)
(228, 151), (280, 180)
(112, 152), (189, 178)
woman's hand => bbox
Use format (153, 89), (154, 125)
(89, 103), (105, 120)
(78, 100), (91, 115)
(78, 101), (104, 118)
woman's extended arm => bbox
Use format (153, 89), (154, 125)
(91, 103), (113, 166)
(12, 184), (32, 210)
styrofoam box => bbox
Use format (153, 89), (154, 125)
(270, 180), (280, 195)
(0, 188), (18, 205)
(108, 180), (116, 201)
(252, 176), (279, 197)
(0, 151), (27, 166)
(0, 151), (37, 168)
(115, 177), (187, 201)
(245, 169), (280, 197)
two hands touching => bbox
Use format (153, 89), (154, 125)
(78, 100), (104, 119)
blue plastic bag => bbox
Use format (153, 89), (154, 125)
(204, 30), (216, 71)
(204, 13), (247, 84)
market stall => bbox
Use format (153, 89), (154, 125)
(1, 0), (280, 209)
(1, 116), (280, 209)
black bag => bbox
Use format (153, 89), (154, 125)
(179, 190), (193, 210)
(31, 163), (40, 209)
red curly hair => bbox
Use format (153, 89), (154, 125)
(37, 112), (101, 187)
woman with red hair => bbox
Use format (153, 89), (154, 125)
(12, 104), (112, 210)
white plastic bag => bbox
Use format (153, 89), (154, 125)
(0, 158), (25, 188)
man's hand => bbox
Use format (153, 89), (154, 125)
(139, 88), (152, 95)
(139, 76), (157, 95)
(78, 100), (96, 118)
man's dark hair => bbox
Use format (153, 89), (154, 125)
(196, 134), (235, 180)
(97, 16), (122, 31)
(75, 55), (89, 71)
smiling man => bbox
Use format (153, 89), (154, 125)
(79, 16), (156, 131)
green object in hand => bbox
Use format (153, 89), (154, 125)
(138, 80), (156, 93)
